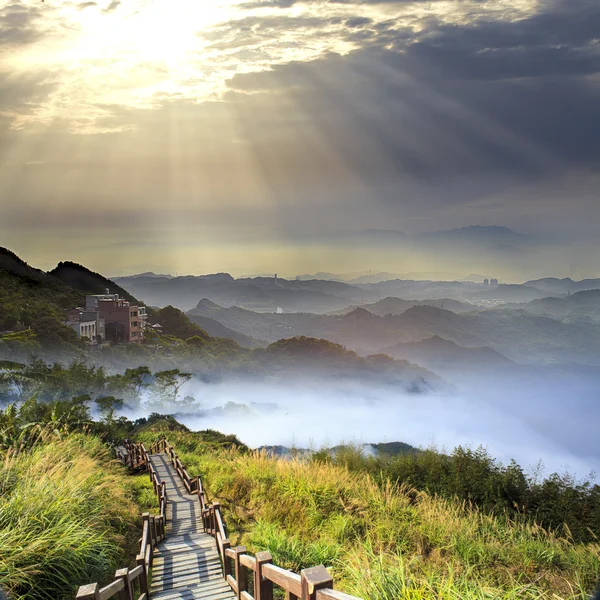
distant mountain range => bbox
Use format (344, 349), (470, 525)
(330, 225), (532, 248)
(113, 273), (379, 313)
(115, 271), (569, 314)
(188, 299), (600, 365)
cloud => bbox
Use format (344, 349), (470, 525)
(104, 0), (120, 11)
(2, 0), (600, 257)
(0, 1), (46, 47)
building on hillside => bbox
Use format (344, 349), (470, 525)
(83, 290), (147, 344)
(65, 307), (102, 344)
(148, 323), (164, 334)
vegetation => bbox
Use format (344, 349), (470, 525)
(136, 430), (600, 599)
(322, 445), (600, 545)
(0, 434), (146, 600)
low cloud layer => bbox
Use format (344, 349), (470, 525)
(129, 367), (600, 479)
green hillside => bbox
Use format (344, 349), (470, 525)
(136, 428), (600, 600)
(49, 261), (141, 304)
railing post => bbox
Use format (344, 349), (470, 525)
(233, 546), (248, 600)
(136, 553), (149, 595)
(150, 515), (157, 548)
(255, 551), (274, 600)
(115, 568), (134, 600)
(301, 567), (333, 600)
(213, 501), (221, 534)
(209, 503), (215, 536)
(76, 583), (100, 599)
(142, 512), (150, 549)
(222, 539), (231, 579)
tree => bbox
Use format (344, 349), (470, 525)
(95, 396), (124, 423)
(151, 369), (192, 407)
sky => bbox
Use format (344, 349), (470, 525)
(1, 0), (600, 276)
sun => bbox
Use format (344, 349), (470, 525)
(73, 0), (234, 65)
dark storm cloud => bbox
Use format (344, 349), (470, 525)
(404, 0), (600, 79)
(224, 0), (600, 187)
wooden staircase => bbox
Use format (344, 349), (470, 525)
(148, 453), (235, 600)
(77, 439), (362, 600)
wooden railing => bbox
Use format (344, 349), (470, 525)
(156, 438), (363, 600)
(75, 440), (167, 600)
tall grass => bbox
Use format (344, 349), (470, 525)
(0, 434), (141, 600)
(145, 435), (600, 599)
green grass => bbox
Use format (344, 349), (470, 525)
(139, 431), (600, 600)
(0, 434), (143, 600)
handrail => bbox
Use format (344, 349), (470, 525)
(159, 437), (364, 600)
(75, 440), (168, 600)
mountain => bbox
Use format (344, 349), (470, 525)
(525, 277), (600, 295)
(50, 261), (142, 305)
(114, 274), (376, 313)
(333, 226), (529, 248)
(518, 289), (600, 323)
(186, 314), (263, 348)
(417, 225), (528, 245)
(0, 249), (85, 352)
(383, 336), (512, 373)
(190, 299), (600, 365)
(113, 271), (173, 279)
(187, 299), (331, 342)
(355, 279), (486, 302)
(331, 297), (477, 316)
(254, 336), (440, 392)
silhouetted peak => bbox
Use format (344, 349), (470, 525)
(195, 298), (223, 310)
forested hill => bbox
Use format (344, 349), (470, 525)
(50, 261), (141, 304)
(0, 247), (216, 356)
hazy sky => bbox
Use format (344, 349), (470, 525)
(1, 0), (599, 275)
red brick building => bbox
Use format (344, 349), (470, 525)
(84, 292), (146, 344)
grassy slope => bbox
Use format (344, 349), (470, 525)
(137, 431), (600, 600)
(0, 434), (155, 600)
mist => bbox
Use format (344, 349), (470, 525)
(129, 369), (599, 480)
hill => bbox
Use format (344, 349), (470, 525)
(0, 248), (212, 357)
(186, 313), (263, 348)
(525, 277), (600, 295)
(253, 336), (440, 392)
(383, 335), (512, 373)
(49, 261), (141, 304)
(518, 289), (600, 323)
(331, 296), (476, 316)
(134, 428), (600, 598)
(189, 299), (600, 365)
(0, 248), (84, 353)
